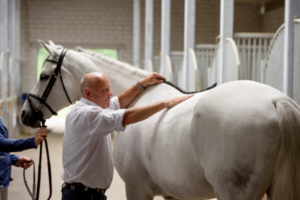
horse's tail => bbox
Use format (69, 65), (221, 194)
(271, 99), (300, 200)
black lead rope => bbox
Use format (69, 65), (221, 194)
(24, 98), (52, 200)
(161, 79), (217, 94)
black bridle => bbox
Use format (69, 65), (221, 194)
(28, 48), (73, 116)
(24, 49), (73, 200)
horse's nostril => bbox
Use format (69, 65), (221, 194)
(21, 110), (25, 119)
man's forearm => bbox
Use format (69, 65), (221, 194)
(122, 101), (166, 126)
(118, 84), (142, 108)
(118, 73), (166, 108)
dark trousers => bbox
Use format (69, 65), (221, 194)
(61, 184), (107, 200)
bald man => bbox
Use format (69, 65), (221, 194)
(61, 72), (193, 200)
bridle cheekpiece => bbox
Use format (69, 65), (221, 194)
(28, 48), (74, 119)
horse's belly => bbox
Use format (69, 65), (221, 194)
(113, 98), (215, 199)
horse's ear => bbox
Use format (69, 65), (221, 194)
(48, 40), (56, 47)
(38, 40), (60, 57)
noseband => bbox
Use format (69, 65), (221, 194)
(24, 49), (73, 200)
(28, 48), (74, 116)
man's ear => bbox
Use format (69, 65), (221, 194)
(84, 87), (92, 98)
(38, 40), (61, 57)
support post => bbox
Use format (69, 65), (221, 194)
(219, 0), (234, 84)
(160, 0), (170, 76)
(8, 0), (16, 138)
(0, 0), (9, 127)
(182, 0), (195, 90)
(144, 0), (153, 71)
(133, 0), (140, 67)
(283, 0), (300, 97)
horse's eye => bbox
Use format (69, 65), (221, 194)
(40, 74), (49, 81)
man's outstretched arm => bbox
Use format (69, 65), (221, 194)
(118, 72), (166, 109)
(122, 95), (193, 126)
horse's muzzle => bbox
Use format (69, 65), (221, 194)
(21, 101), (42, 128)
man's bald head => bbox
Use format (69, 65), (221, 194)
(80, 72), (105, 97)
(80, 72), (112, 108)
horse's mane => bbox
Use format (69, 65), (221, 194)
(76, 47), (149, 79)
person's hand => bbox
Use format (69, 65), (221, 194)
(35, 127), (48, 146)
(140, 72), (166, 88)
(16, 156), (33, 169)
(163, 94), (194, 108)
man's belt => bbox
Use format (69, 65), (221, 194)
(63, 182), (106, 194)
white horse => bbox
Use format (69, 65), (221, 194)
(21, 40), (300, 200)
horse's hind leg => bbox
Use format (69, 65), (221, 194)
(207, 176), (267, 200)
(205, 165), (271, 200)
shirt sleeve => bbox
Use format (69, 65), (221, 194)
(10, 154), (19, 166)
(87, 107), (126, 138)
(108, 97), (121, 110)
(0, 131), (36, 152)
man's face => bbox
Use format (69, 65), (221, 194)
(92, 77), (113, 108)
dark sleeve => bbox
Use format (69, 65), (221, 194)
(10, 154), (19, 166)
(0, 133), (37, 152)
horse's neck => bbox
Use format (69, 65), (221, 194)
(69, 51), (148, 98)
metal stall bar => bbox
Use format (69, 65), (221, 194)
(195, 44), (217, 89)
(234, 33), (274, 81)
(170, 51), (184, 86)
(264, 24), (285, 91)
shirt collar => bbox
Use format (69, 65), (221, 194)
(80, 98), (103, 109)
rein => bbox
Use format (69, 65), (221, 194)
(24, 49), (73, 200)
(25, 100), (52, 200)
(162, 80), (217, 94)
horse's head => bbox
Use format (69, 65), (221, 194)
(21, 40), (80, 127)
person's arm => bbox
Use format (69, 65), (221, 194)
(11, 155), (33, 169)
(0, 127), (48, 152)
(118, 72), (166, 108)
(10, 154), (19, 167)
(122, 95), (193, 126)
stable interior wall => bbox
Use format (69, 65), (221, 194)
(261, 0), (285, 32)
(20, 0), (273, 93)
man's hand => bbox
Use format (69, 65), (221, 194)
(35, 127), (48, 146)
(118, 72), (167, 109)
(16, 156), (33, 169)
(163, 94), (194, 108)
(140, 72), (166, 88)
